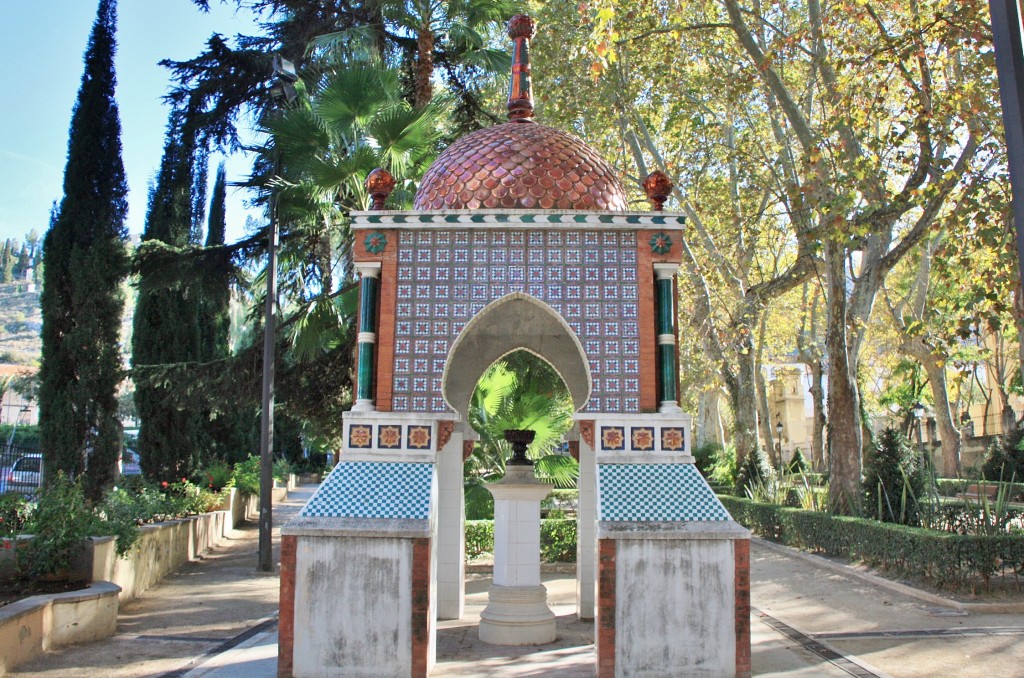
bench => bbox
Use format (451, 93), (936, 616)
(955, 483), (999, 501)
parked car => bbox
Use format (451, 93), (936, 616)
(1, 453), (42, 494)
(120, 448), (141, 476)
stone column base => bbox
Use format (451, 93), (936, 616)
(479, 584), (556, 646)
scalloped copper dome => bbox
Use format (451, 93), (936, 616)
(413, 121), (629, 211)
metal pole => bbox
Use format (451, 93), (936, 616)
(990, 1), (1024, 278)
(257, 172), (279, 573)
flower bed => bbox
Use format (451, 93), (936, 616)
(719, 495), (1024, 591)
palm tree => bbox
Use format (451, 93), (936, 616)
(308, 0), (514, 113)
(258, 58), (446, 360)
(464, 351), (578, 518)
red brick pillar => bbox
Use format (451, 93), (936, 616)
(596, 539), (616, 678)
(278, 535), (297, 678)
(734, 538), (751, 678)
(411, 538), (432, 677)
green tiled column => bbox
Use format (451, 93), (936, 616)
(654, 264), (682, 414)
(353, 263), (381, 411)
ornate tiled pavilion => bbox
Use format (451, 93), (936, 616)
(279, 14), (750, 678)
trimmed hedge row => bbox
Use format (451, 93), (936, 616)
(934, 478), (1024, 501)
(465, 519), (578, 563)
(720, 495), (1024, 591)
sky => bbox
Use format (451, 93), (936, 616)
(0, 0), (263, 246)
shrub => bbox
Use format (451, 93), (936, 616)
(720, 495), (1024, 591)
(735, 446), (773, 497)
(273, 458), (293, 483)
(787, 449), (808, 474)
(463, 519), (578, 563)
(982, 426), (1024, 482)
(465, 520), (493, 558)
(708, 444), (738, 488)
(0, 493), (33, 537)
(540, 519), (577, 562)
(692, 441), (723, 479)
(197, 459), (234, 492)
(231, 455), (261, 496)
(162, 478), (223, 515)
(19, 473), (99, 577)
(864, 427), (925, 526)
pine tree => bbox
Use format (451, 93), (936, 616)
(132, 111), (207, 481)
(38, 0), (128, 501)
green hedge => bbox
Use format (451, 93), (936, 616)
(465, 519), (577, 563)
(720, 496), (1024, 591)
(934, 478), (1024, 501)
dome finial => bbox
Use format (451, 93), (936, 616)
(366, 168), (396, 210)
(643, 171), (673, 211)
(507, 15), (536, 122)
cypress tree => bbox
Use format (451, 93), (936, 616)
(196, 162), (254, 461)
(38, 0), (128, 500)
(1, 240), (12, 283)
(132, 111), (207, 482)
(16, 245), (32, 280)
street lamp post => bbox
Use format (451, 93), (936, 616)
(257, 55), (298, 574)
(775, 419), (784, 468)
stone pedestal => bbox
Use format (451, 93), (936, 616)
(479, 465), (556, 645)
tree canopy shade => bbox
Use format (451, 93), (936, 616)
(38, 0), (129, 501)
(531, 1), (1006, 512)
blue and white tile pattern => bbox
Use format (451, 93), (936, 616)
(597, 464), (731, 522)
(300, 462), (433, 519)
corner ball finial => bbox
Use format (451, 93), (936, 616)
(643, 171), (673, 211)
(507, 15), (536, 122)
(366, 168), (396, 210)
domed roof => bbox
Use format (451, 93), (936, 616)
(411, 14), (628, 213)
(413, 121), (629, 211)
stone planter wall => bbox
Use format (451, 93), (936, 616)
(0, 582), (120, 676)
(0, 482), (291, 674)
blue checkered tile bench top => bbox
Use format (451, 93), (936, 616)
(300, 462), (433, 519)
(597, 463), (732, 522)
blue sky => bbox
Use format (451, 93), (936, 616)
(0, 0), (262, 246)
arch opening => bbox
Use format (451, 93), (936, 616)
(442, 292), (592, 421)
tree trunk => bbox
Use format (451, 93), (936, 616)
(734, 338), (761, 465)
(696, 388), (726, 449)
(917, 356), (961, 476)
(756, 365), (778, 468)
(825, 245), (863, 514)
(414, 27), (434, 107)
(808, 359), (826, 471)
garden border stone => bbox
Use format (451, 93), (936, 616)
(0, 486), (287, 675)
(0, 581), (120, 675)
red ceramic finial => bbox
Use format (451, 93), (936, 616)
(366, 168), (396, 210)
(643, 170), (673, 211)
(507, 15), (537, 122)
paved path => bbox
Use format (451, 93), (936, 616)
(10, 489), (1024, 677)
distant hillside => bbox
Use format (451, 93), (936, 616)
(0, 282), (42, 365)
(0, 280), (136, 367)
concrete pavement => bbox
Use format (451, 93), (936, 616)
(9, 485), (1024, 677)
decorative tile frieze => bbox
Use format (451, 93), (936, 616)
(578, 413), (694, 462)
(352, 210), (686, 228)
(342, 413), (452, 461)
